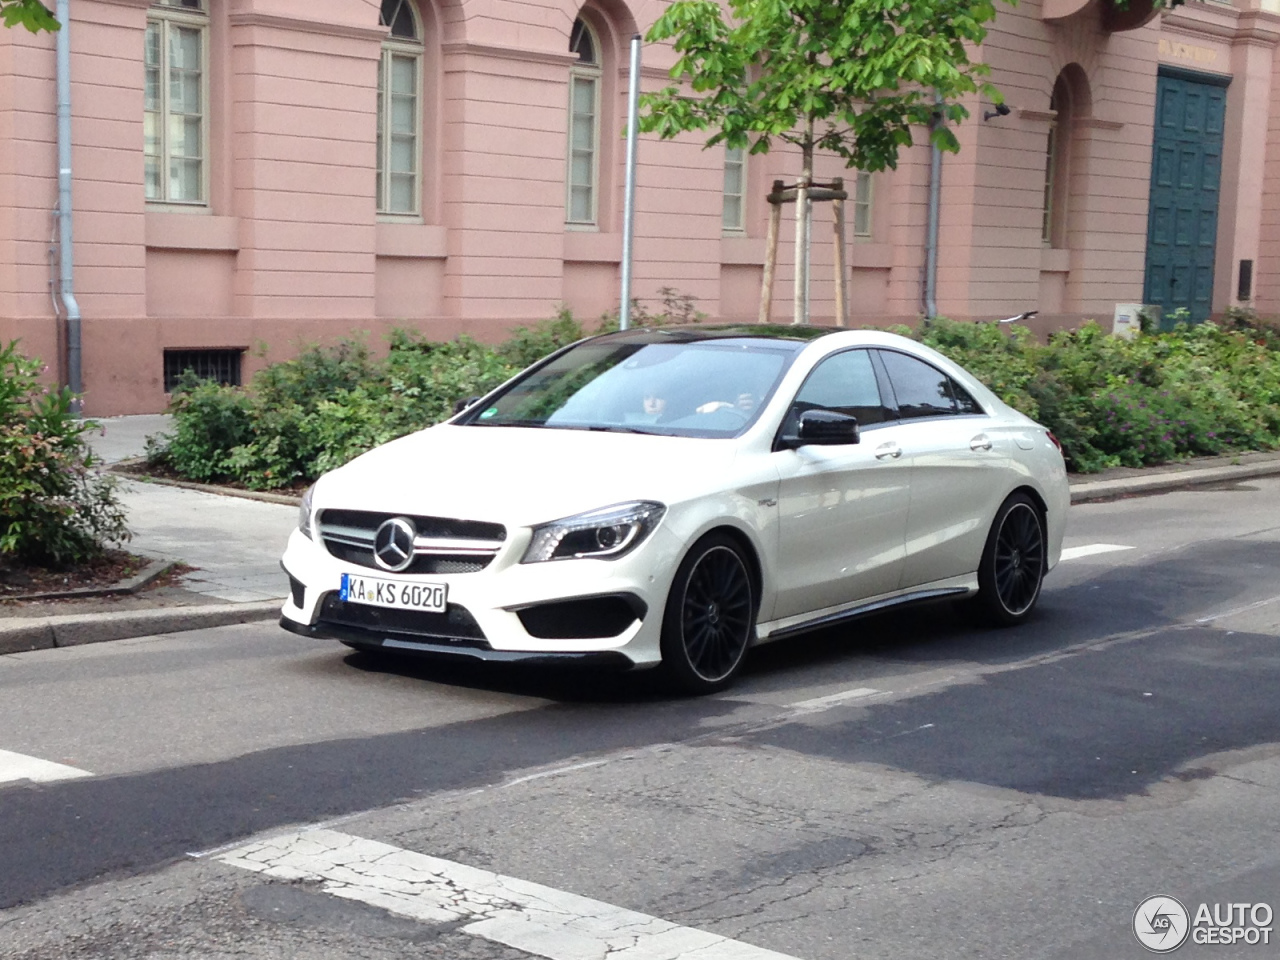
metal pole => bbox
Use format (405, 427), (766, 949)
(619, 34), (641, 331)
(56, 0), (82, 408)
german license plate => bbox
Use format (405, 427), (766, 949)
(340, 573), (447, 613)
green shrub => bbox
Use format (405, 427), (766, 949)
(148, 372), (254, 482)
(0, 341), (130, 567)
(152, 303), (1280, 488)
(496, 309), (586, 369)
(913, 316), (1280, 472)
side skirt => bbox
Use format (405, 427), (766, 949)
(758, 582), (976, 644)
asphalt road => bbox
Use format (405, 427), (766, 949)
(2, 478), (1279, 960)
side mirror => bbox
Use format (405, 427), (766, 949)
(453, 396), (482, 415)
(781, 409), (860, 449)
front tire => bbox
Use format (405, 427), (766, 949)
(973, 493), (1046, 626)
(660, 533), (757, 695)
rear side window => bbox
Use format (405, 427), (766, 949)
(790, 349), (893, 427)
(877, 350), (957, 419)
(951, 379), (983, 415)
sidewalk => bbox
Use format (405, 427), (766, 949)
(3, 414), (1280, 655)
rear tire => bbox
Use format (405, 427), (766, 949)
(660, 533), (757, 695)
(972, 493), (1046, 627)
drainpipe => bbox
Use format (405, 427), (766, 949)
(55, 0), (82, 408)
(923, 92), (942, 322)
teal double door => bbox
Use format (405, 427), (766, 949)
(1143, 69), (1228, 326)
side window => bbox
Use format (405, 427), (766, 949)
(791, 350), (892, 427)
(877, 350), (957, 419)
(950, 378), (983, 415)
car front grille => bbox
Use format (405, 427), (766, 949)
(319, 509), (506, 574)
(317, 592), (488, 644)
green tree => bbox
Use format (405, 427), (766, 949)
(639, 0), (1009, 320)
(1, 0), (58, 33)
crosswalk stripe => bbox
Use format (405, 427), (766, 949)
(1059, 543), (1134, 562)
(0, 749), (92, 784)
(219, 828), (806, 960)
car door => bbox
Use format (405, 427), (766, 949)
(771, 348), (912, 621)
(875, 348), (1009, 588)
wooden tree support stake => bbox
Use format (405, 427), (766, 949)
(759, 177), (852, 325)
(832, 176), (848, 328)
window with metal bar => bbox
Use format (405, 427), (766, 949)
(163, 349), (243, 393)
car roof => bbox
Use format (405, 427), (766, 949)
(588, 324), (844, 349)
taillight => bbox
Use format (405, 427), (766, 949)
(1046, 431), (1063, 452)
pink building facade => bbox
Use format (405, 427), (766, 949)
(2, 0), (1280, 415)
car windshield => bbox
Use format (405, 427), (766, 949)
(457, 335), (800, 438)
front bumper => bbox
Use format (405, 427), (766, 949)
(279, 523), (683, 668)
(278, 616), (635, 668)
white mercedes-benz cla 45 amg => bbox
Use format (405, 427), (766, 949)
(280, 326), (1069, 693)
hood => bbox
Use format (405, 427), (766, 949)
(314, 424), (740, 527)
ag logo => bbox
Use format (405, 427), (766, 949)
(374, 517), (417, 572)
(1134, 895), (1190, 953)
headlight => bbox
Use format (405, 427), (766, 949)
(521, 501), (665, 563)
(298, 484), (316, 539)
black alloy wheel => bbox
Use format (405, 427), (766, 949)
(660, 533), (757, 694)
(974, 493), (1046, 626)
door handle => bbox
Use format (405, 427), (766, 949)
(970, 434), (993, 452)
(875, 442), (902, 460)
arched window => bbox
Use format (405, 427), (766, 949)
(378, 0), (424, 215)
(145, 0), (208, 204)
(1043, 67), (1087, 249)
(566, 18), (602, 225)
(1042, 89), (1061, 246)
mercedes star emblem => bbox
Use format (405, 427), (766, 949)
(373, 517), (417, 572)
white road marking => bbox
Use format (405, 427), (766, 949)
(502, 759), (610, 790)
(1059, 543), (1135, 562)
(786, 686), (881, 714)
(1195, 593), (1280, 624)
(0, 749), (92, 784)
(219, 828), (805, 960)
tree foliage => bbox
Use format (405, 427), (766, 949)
(638, 0), (1011, 170)
(1, 0), (59, 33)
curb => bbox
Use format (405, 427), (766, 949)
(1070, 457), (1280, 503)
(108, 460), (302, 506)
(2, 558), (177, 603)
(0, 600), (282, 656)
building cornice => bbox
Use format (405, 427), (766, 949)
(227, 12), (387, 44)
(441, 40), (578, 68)
(1233, 10), (1280, 46)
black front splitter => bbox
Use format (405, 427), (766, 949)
(279, 617), (637, 670)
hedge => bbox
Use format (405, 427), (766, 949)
(147, 307), (1280, 490)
